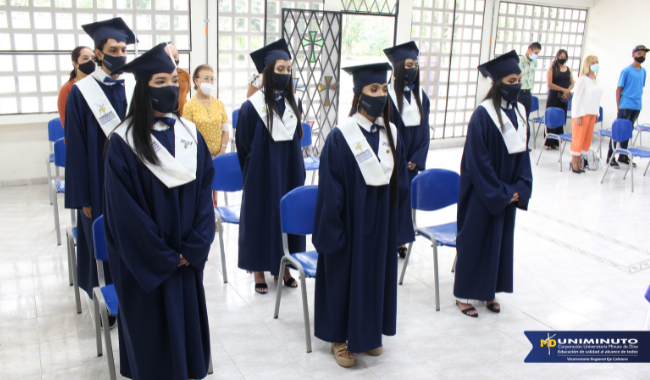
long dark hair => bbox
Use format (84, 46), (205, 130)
(392, 60), (424, 119)
(552, 49), (569, 76)
(262, 61), (303, 141)
(106, 75), (185, 165)
(483, 79), (526, 132)
(349, 87), (399, 207)
(68, 46), (91, 82)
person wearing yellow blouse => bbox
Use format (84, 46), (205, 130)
(183, 64), (230, 208)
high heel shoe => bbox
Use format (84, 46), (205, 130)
(569, 163), (581, 174)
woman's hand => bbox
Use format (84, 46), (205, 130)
(575, 117), (582, 126)
(509, 192), (520, 204)
(563, 88), (571, 97)
(82, 206), (92, 219)
(407, 162), (417, 170)
(179, 254), (189, 267)
(219, 145), (227, 155)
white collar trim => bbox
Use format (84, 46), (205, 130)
(353, 113), (385, 132)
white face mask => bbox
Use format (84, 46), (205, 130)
(199, 82), (213, 95)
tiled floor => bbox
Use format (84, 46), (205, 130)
(2, 142), (650, 380)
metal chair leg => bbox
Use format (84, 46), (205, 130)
(208, 355), (213, 374)
(601, 154), (613, 183)
(630, 154), (635, 193)
(55, 166), (60, 182)
(298, 267), (312, 353)
(73, 247), (82, 314)
(536, 137), (548, 165)
(433, 243), (440, 312)
(93, 291), (102, 357)
(66, 228), (74, 286)
(273, 258), (287, 319)
(310, 171), (316, 185)
(644, 160), (650, 176)
(224, 192), (229, 207)
(398, 241), (414, 285)
(451, 254), (457, 273)
(52, 181), (61, 245)
(216, 213), (228, 283)
(559, 141), (564, 172)
(46, 154), (53, 205)
(99, 301), (117, 380)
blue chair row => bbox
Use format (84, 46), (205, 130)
(301, 122), (320, 185)
(51, 138), (76, 245)
(399, 169), (459, 312)
(231, 108), (239, 152)
(46, 118), (64, 205)
(601, 118), (650, 192)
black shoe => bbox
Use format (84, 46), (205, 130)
(569, 163), (581, 174)
(609, 158), (620, 169)
(618, 155), (637, 167)
(583, 159), (589, 170)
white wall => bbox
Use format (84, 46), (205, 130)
(583, 0), (650, 126)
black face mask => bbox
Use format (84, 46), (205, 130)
(500, 83), (522, 102)
(557, 58), (567, 65)
(175, 60), (180, 66)
(359, 94), (387, 118)
(274, 74), (291, 91)
(102, 54), (127, 73)
(77, 60), (95, 75)
(149, 86), (180, 114)
(404, 68), (419, 83)
(636, 56), (646, 64)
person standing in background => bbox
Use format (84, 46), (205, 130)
(58, 46), (94, 127)
(247, 72), (263, 98)
(518, 42), (541, 150)
(166, 44), (191, 115)
(183, 64), (230, 208)
(608, 45), (648, 169)
(545, 49), (574, 150)
(569, 55), (603, 174)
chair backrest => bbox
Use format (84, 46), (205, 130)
(212, 152), (243, 192)
(598, 107), (603, 123)
(48, 117), (64, 142)
(232, 108), (240, 130)
(544, 107), (566, 129)
(53, 138), (66, 168)
(530, 96), (540, 113)
(93, 215), (108, 262)
(568, 98), (572, 111)
(280, 185), (318, 235)
(611, 118), (633, 143)
(411, 169), (460, 211)
(300, 122), (312, 148)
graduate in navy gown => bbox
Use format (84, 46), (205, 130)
(454, 51), (533, 318)
(64, 18), (135, 319)
(384, 42), (431, 258)
(103, 43), (214, 380)
(313, 63), (414, 367)
(235, 39), (305, 294)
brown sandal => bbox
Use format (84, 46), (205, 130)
(366, 345), (383, 356)
(331, 343), (354, 367)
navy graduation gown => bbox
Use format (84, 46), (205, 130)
(64, 77), (127, 298)
(313, 123), (414, 353)
(103, 124), (214, 380)
(235, 97), (306, 275)
(388, 89), (431, 183)
(454, 105), (533, 302)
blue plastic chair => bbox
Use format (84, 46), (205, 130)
(51, 138), (75, 245)
(273, 185), (319, 353)
(46, 118), (64, 205)
(591, 107), (609, 158)
(66, 225), (82, 314)
(301, 122), (320, 185)
(530, 96), (545, 149)
(601, 119), (650, 192)
(230, 108), (240, 151)
(212, 152), (243, 283)
(92, 216), (118, 380)
(633, 121), (650, 147)
(536, 107), (571, 171)
(399, 169), (459, 312)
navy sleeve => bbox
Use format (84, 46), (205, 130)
(397, 133), (416, 246)
(64, 86), (91, 209)
(235, 100), (254, 174)
(409, 91), (431, 170)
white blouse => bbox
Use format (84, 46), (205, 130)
(571, 75), (603, 119)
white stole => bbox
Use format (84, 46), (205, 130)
(478, 99), (528, 154)
(248, 90), (298, 141)
(338, 113), (397, 186)
(75, 67), (124, 137)
(388, 82), (422, 127)
(113, 114), (198, 188)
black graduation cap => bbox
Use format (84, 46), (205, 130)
(82, 17), (137, 47)
(250, 39), (292, 74)
(342, 63), (393, 91)
(477, 50), (521, 82)
(383, 41), (419, 64)
(110, 42), (176, 80)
